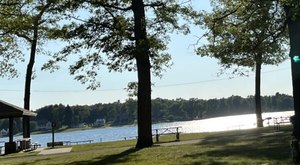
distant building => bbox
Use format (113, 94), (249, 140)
(93, 119), (106, 127)
(0, 129), (8, 137)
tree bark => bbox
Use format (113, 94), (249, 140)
(255, 56), (263, 127)
(132, 0), (153, 148)
(23, 19), (38, 138)
(286, 12), (300, 140)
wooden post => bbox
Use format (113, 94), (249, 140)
(176, 127), (180, 141)
(51, 122), (56, 148)
(9, 117), (13, 143)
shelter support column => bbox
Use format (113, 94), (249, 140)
(9, 117), (13, 143)
(5, 117), (17, 154)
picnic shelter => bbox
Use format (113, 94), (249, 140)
(0, 100), (36, 154)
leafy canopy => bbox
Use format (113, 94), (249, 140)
(197, 0), (288, 74)
(0, 0), (62, 78)
(43, 0), (199, 89)
(0, 0), (24, 78)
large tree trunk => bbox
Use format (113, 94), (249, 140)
(285, 7), (300, 140)
(255, 56), (263, 127)
(132, 0), (153, 148)
(23, 22), (38, 138)
(285, 6), (300, 162)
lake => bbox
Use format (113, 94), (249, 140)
(0, 110), (294, 147)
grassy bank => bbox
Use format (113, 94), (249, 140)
(0, 126), (294, 165)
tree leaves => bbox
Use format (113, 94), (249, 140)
(198, 0), (288, 74)
(0, 0), (63, 78)
(43, 0), (197, 90)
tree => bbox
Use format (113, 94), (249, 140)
(197, 1), (288, 127)
(64, 105), (73, 127)
(44, 0), (197, 148)
(0, 0), (62, 138)
(284, 3), (300, 160)
(0, 1), (25, 78)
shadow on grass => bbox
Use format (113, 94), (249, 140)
(204, 144), (288, 161)
(185, 132), (291, 163)
(184, 159), (229, 165)
(14, 157), (52, 165)
(66, 147), (141, 165)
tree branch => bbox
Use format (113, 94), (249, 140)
(144, 2), (164, 8)
(14, 32), (32, 42)
(0, 2), (19, 6)
(86, 0), (132, 11)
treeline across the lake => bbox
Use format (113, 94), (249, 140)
(0, 93), (293, 132)
(33, 92), (293, 128)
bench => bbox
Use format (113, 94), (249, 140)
(64, 140), (93, 145)
(47, 141), (64, 147)
(124, 136), (138, 140)
(153, 126), (182, 142)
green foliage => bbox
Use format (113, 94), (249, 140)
(198, 0), (288, 74)
(30, 121), (38, 131)
(0, 0), (63, 79)
(43, 0), (198, 89)
(26, 93), (293, 130)
(0, 118), (22, 134)
(0, 1), (24, 78)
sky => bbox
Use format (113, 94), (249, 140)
(0, 1), (293, 110)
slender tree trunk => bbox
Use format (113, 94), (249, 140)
(255, 56), (263, 127)
(132, 0), (153, 148)
(23, 21), (38, 138)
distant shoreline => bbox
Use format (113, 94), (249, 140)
(32, 110), (294, 135)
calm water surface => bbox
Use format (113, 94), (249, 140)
(0, 111), (294, 147)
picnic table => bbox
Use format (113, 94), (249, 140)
(153, 126), (182, 142)
(273, 116), (291, 130)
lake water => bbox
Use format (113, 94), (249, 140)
(0, 110), (294, 147)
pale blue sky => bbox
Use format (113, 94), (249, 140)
(0, 1), (292, 110)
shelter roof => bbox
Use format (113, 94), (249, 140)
(0, 100), (37, 119)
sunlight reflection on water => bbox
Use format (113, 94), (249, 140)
(0, 111), (294, 147)
(155, 111), (294, 133)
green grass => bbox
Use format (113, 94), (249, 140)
(0, 126), (295, 165)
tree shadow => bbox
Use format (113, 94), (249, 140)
(182, 161), (226, 165)
(205, 144), (288, 161)
(66, 147), (141, 165)
(185, 134), (292, 163)
(12, 157), (52, 165)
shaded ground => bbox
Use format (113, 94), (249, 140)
(0, 126), (294, 165)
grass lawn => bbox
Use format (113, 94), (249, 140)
(0, 126), (294, 165)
